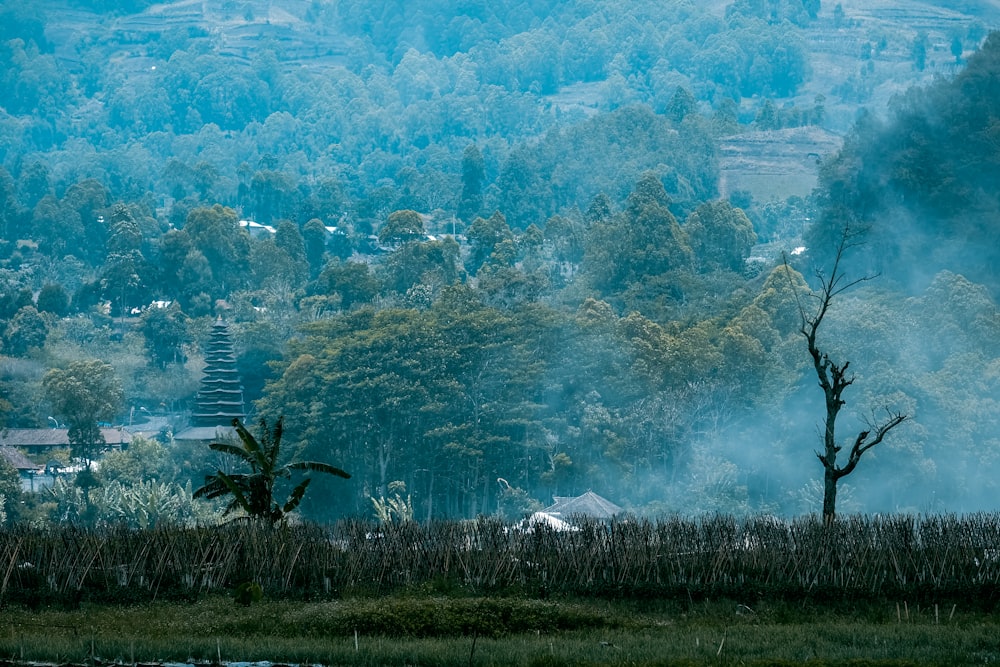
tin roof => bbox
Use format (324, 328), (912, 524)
(0, 446), (42, 471)
(543, 490), (624, 520)
(0, 428), (132, 448)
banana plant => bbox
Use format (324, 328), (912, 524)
(194, 417), (350, 524)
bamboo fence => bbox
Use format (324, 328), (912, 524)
(2, 514), (999, 605)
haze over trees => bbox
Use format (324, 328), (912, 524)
(1, 0), (999, 525)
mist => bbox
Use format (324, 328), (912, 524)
(2, 1), (1000, 526)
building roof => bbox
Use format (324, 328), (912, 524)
(173, 425), (239, 443)
(523, 511), (578, 532)
(542, 491), (624, 520)
(0, 446), (42, 471)
(0, 428), (133, 449)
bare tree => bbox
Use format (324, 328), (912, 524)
(787, 225), (907, 522)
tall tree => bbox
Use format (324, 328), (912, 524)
(302, 218), (329, 278)
(789, 226), (907, 521)
(183, 204), (251, 297)
(457, 144), (485, 223)
(465, 211), (513, 275)
(685, 200), (757, 273)
(102, 202), (145, 320)
(139, 304), (189, 368)
(583, 172), (693, 294)
(43, 359), (124, 466)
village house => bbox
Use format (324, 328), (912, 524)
(0, 446), (44, 492)
(0, 427), (132, 456)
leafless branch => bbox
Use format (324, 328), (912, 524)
(835, 409), (908, 481)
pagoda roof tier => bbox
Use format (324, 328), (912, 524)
(200, 373), (242, 381)
(189, 319), (246, 428)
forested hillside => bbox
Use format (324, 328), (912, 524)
(2, 0), (1000, 525)
(807, 32), (1000, 293)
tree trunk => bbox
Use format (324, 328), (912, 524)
(823, 465), (837, 523)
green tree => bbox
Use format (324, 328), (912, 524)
(310, 261), (380, 311)
(381, 237), (462, 296)
(583, 172), (693, 294)
(465, 211), (513, 275)
(544, 214), (585, 265)
(139, 304), (188, 368)
(3, 305), (47, 356)
(0, 166), (23, 243)
(754, 99), (779, 130)
(951, 35), (963, 63)
(36, 282), (70, 316)
(274, 220), (309, 270)
(0, 285), (33, 322)
(183, 204), (251, 296)
(42, 360), (124, 465)
(193, 161), (220, 199)
(302, 218), (329, 278)
(155, 229), (214, 313)
(250, 236), (308, 289)
(32, 195), (84, 259)
(102, 202), (145, 319)
(911, 31), (928, 71)
(378, 209), (425, 245)
(193, 417), (350, 524)
(457, 143), (485, 223)
(0, 455), (20, 524)
(100, 435), (180, 485)
(685, 200), (757, 273)
(250, 170), (298, 223)
(17, 161), (51, 209)
(666, 85), (697, 123)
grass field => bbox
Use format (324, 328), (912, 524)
(2, 595), (999, 666)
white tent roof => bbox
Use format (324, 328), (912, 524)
(524, 511), (578, 532)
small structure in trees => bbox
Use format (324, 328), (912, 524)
(788, 225), (907, 522)
(541, 490), (624, 523)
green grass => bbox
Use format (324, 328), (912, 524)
(2, 596), (999, 666)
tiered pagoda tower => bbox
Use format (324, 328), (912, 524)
(191, 318), (246, 427)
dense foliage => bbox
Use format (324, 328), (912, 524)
(807, 32), (1000, 294)
(1, 1), (999, 523)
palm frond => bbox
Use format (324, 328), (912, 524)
(267, 416), (284, 466)
(232, 418), (269, 471)
(209, 442), (257, 463)
(214, 470), (252, 514)
(286, 461), (351, 478)
(282, 478), (311, 514)
(192, 477), (226, 500)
